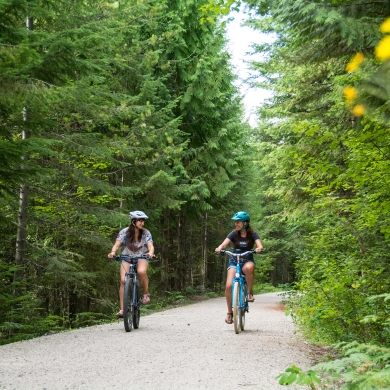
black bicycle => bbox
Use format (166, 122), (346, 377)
(115, 254), (148, 332)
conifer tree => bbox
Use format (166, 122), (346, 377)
(0, 0), (251, 343)
(246, 0), (390, 349)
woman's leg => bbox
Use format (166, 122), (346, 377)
(119, 262), (130, 312)
(225, 267), (236, 323)
(137, 259), (150, 304)
(242, 261), (255, 301)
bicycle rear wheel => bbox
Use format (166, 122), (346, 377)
(232, 281), (241, 334)
(133, 280), (141, 329)
(123, 278), (134, 332)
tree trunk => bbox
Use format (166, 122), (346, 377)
(201, 212), (208, 290)
(14, 105), (31, 288)
(176, 210), (186, 290)
(14, 16), (33, 287)
(14, 183), (29, 280)
(160, 209), (170, 290)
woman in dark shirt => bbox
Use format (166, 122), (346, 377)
(215, 211), (263, 324)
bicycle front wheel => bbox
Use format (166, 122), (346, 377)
(133, 280), (141, 329)
(240, 284), (246, 330)
(123, 278), (134, 332)
(232, 281), (241, 334)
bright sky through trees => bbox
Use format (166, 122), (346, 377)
(225, 9), (274, 127)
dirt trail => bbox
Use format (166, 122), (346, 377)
(0, 292), (311, 390)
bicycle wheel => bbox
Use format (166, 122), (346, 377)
(133, 280), (141, 329)
(123, 278), (134, 332)
(232, 281), (241, 334)
(240, 283), (246, 331)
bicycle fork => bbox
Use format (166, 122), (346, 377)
(242, 279), (249, 313)
(132, 275), (142, 308)
(233, 263), (249, 314)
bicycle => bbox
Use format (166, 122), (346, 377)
(114, 254), (150, 332)
(217, 249), (258, 334)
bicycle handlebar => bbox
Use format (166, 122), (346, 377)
(113, 254), (156, 263)
(216, 250), (259, 258)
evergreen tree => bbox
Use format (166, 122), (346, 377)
(246, 0), (390, 347)
(0, 0), (251, 343)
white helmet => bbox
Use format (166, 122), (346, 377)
(129, 210), (148, 219)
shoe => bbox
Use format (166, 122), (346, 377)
(225, 312), (233, 324)
(142, 294), (150, 304)
(116, 310), (123, 318)
(248, 294), (255, 302)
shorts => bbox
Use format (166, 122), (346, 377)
(121, 256), (150, 265)
(227, 258), (255, 270)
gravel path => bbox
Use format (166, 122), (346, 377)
(0, 292), (311, 390)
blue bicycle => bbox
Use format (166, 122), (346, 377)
(219, 250), (257, 334)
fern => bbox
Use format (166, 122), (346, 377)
(277, 342), (390, 389)
(315, 342), (390, 389)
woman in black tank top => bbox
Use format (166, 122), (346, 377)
(215, 211), (263, 324)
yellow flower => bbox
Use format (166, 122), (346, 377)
(344, 86), (357, 101)
(346, 52), (364, 72)
(375, 36), (390, 62)
(353, 104), (365, 117)
(380, 18), (390, 33)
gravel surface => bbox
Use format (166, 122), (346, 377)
(0, 292), (311, 390)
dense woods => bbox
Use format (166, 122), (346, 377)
(1, 0), (272, 344)
(242, 0), (390, 388)
(2, 0), (390, 387)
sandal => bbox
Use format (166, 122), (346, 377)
(225, 312), (233, 324)
(142, 293), (150, 305)
(116, 310), (123, 318)
(248, 293), (255, 302)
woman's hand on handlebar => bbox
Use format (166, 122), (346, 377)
(254, 247), (263, 254)
(108, 252), (115, 259)
(215, 245), (224, 254)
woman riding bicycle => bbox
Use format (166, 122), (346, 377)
(215, 211), (263, 324)
(108, 210), (154, 317)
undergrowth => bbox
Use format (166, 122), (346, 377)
(278, 342), (390, 389)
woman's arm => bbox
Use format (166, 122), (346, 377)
(147, 241), (155, 258)
(215, 238), (232, 253)
(108, 240), (121, 258)
(254, 238), (263, 253)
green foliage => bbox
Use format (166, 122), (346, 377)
(314, 342), (390, 390)
(253, 283), (279, 293)
(277, 365), (321, 389)
(72, 312), (112, 328)
(279, 342), (390, 390)
(244, 0), (390, 387)
(200, 0), (240, 22)
(0, 0), (251, 344)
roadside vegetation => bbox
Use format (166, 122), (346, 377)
(0, 0), (284, 345)
(2, 2), (390, 388)
(237, 0), (390, 388)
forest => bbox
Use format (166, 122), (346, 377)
(1, 0), (390, 388)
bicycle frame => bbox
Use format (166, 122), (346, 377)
(115, 255), (148, 331)
(117, 255), (147, 300)
(234, 260), (248, 313)
(126, 261), (141, 305)
(219, 249), (256, 334)
(222, 250), (253, 312)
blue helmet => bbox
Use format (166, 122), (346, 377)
(231, 211), (250, 223)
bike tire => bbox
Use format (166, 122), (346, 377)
(233, 281), (241, 334)
(133, 280), (141, 329)
(240, 286), (246, 330)
(123, 278), (134, 332)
